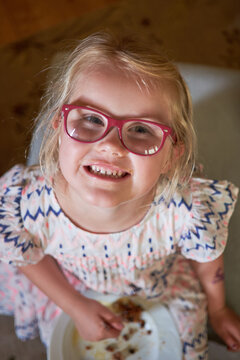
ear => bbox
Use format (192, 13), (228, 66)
(52, 113), (61, 130)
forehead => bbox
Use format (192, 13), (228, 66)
(68, 64), (174, 124)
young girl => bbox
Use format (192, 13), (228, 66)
(0, 32), (240, 359)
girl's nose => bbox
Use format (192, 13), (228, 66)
(96, 127), (128, 157)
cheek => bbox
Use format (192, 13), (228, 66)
(58, 146), (69, 175)
(58, 137), (91, 169)
(134, 157), (162, 184)
(135, 149), (171, 184)
(58, 138), (77, 172)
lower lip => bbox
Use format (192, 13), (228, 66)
(83, 166), (130, 182)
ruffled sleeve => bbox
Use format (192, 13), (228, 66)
(178, 177), (239, 262)
(0, 165), (45, 266)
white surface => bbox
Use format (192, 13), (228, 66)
(48, 291), (182, 360)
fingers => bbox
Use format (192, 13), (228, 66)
(101, 308), (124, 331)
(76, 299), (124, 341)
(226, 336), (240, 352)
(102, 321), (122, 338)
(226, 332), (240, 352)
(227, 344), (240, 352)
(210, 307), (240, 352)
(222, 323), (240, 352)
(226, 315), (240, 351)
(99, 309), (124, 339)
(110, 316), (124, 331)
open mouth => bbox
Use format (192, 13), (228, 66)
(85, 165), (129, 179)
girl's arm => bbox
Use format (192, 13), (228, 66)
(19, 255), (123, 341)
(190, 255), (240, 351)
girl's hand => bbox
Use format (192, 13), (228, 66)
(18, 256), (123, 342)
(209, 306), (240, 352)
(71, 296), (124, 342)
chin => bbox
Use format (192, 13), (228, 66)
(82, 190), (128, 209)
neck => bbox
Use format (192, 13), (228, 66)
(54, 176), (155, 234)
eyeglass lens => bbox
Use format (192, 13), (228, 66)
(66, 107), (164, 155)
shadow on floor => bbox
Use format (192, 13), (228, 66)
(0, 315), (46, 360)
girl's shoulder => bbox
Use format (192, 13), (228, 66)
(0, 164), (44, 189)
(0, 165), (46, 265)
(0, 164), (55, 226)
(0, 164), (52, 201)
(186, 176), (237, 203)
(153, 177), (238, 262)
(154, 177), (238, 213)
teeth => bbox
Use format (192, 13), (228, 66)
(89, 166), (126, 178)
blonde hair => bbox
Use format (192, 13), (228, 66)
(35, 31), (196, 197)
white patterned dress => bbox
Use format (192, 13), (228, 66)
(0, 165), (238, 359)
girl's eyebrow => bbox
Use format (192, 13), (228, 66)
(70, 100), (169, 125)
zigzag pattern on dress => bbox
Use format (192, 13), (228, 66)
(226, 184), (235, 202)
(218, 202), (234, 220)
(155, 180), (234, 210)
(11, 168), (22, 184)
(23, 205), (62, 222)
(0, 182), (35, 253)
(147, 255), (176, 299)
(0, 223), (34, 254)
(209, 180), (222, 197)
(184, 236), (217, 253)
(27, 184), (52, 199)
(180, 182), (234, 252)
(178, 197), (192, 211)
(183, 328), (208, 355)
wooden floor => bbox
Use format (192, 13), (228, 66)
(0, 0), (119, 46)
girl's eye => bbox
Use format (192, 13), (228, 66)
(83, 115), (105, 126)
(128, 124), (153, 135)
(134, 126), (150, 133)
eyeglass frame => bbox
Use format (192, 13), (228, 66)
(61, 104), (176, 156)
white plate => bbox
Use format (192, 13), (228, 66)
(48, 291), (182, 360)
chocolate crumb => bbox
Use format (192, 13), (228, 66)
(112, 351), (124, 360)
(140, 319), (145, 328)
(110, 298), (143, 323)
(129, 327), (136, 335)
(128, 347), (136, 354)
(85, 345), (92, 350)
(106, 344), (117, 352)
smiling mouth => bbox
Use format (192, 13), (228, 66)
(86, 165), (129, 179)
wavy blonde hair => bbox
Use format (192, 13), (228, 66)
(35, 31), (196, 197)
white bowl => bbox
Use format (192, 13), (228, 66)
(48, 291), (182, 360)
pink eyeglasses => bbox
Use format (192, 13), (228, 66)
(61, 104), (176, 156)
